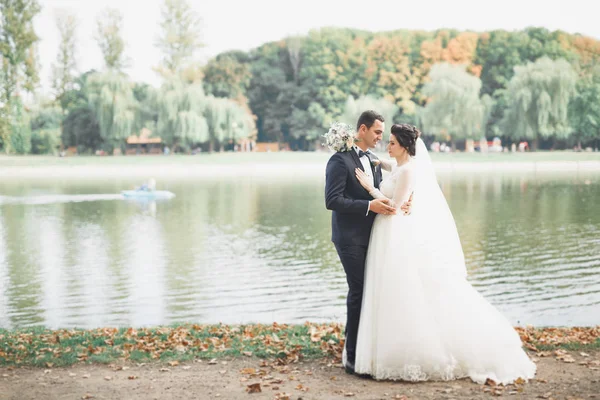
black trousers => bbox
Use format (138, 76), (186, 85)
(334, 243), (367, 364)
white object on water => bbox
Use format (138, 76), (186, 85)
(121, 190), (175, 200)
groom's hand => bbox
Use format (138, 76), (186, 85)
(369, 198), (396, 215)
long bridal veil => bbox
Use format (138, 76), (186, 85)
(411, 138), (467, 278)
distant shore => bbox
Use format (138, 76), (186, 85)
(1, 152), (600, 179)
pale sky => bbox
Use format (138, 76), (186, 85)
(34, 0), (598, 94)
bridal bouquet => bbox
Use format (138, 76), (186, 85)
(322, 122), (356, 152)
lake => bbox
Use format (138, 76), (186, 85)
(0, 167), (599, 329)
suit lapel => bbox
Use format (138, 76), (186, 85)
(349, 149), (364, 172)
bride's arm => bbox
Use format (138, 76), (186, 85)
(391, 168), (414, 214)
(356, 168), (413, 215)
(355, 168), (389, 201)
(377, 158), (395, 172)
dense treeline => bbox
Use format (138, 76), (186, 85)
(1, 0), (599, 154)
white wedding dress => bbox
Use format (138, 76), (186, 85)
(354, 139), (536, 384)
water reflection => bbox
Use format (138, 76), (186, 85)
(0, 171), (598, 329)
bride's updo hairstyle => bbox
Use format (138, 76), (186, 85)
(390, 123), (421, 156)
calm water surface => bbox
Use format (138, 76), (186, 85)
(0, 169), (599, 329)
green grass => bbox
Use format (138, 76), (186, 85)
(0, 324), (598, 368)
(1, 150), (600, 168)
(535, 338), (600, 352)
(0, 323), (343, 367)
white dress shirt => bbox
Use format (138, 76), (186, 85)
(354, 146), (374, 216)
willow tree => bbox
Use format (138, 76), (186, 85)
(86, 71), (136, 150)
(419, 63), (485, 145)
(502, 57), (577, 150)
(152, 77), (209, 150)
(204, 96), (254, 151)
(342, 95), (398, 131)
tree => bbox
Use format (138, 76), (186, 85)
(204, 96), (254, 151)
(419, 63), (485, 145)
(569, 70), (600, 149)
(86, 70), (137, 150)
(155, 0), (203, 77)
(0, 0), (41, 153)
(247, 42), (290, 143)
(503, 57), (577, 150)
(132, 82), (157, 133)
(61, 71), (102, 152)
(62, 106), (102, 152)
(51, 10), (78, 110)
(152, 76), (209, 149)
(203, 52), (251, 99)
(366, 35), (417, 116)
(95, 8), (127, 71)
(29, 98), (62, 154)
(342, 95), (398, 132)
(6, 98), (31, 154)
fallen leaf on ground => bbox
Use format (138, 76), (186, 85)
(246, 383), (261, 393)
(240, 368), (256, 375)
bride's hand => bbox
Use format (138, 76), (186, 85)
(355, 168), (374, 192)
(401, 192), (414, 216)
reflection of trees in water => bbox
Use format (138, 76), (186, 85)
(0, 210), (13, 329)
(2, 174), (598, 328)
(1, 204), (45, 327)
(440, 173), (600, 307)
(61, 191), (134, 327)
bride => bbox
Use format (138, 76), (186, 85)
(352, 123), (536, 384)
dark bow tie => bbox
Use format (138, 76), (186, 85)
(358, 150), (369, 158)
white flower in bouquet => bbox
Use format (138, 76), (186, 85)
(322, 122), (356, 152)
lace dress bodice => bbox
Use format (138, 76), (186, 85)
(379, 159), (415, 207)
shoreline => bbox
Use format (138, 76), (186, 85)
(1, 324), (599, 399)
(1, 323), (598, 368)
(2, 160), (600, 179)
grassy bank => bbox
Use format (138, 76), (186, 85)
(1, 323), (598, 368)
(1, 151), (600, 167)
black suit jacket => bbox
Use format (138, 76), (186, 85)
(325, 150), (383, 246)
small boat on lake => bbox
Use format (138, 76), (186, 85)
(121, 189), (175, 199)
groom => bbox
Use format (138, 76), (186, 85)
(325, 110), (409, 375)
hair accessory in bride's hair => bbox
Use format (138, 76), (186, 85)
(322, 122), (356, 152)
(412, 125), (422, 139)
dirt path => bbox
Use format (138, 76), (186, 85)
(1, 350), (599, 400)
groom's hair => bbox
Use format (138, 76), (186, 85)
(356, 110), (384, 131)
